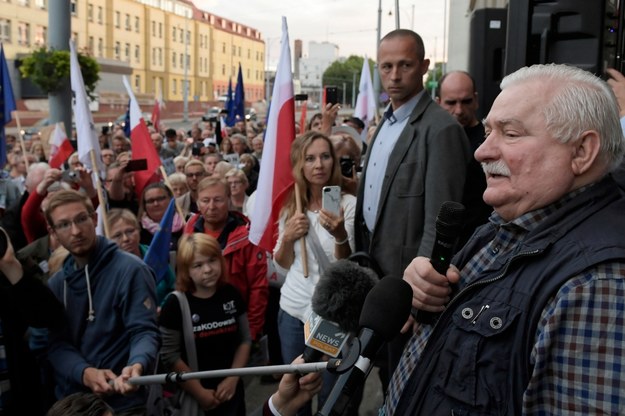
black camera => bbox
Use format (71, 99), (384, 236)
(339, 156), (360, 177)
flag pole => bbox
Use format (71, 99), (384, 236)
(12, 111), (29, 170)
(159, 165), (186, 223)
(294, 183), (309, 277)
(90, 149), (110, 238)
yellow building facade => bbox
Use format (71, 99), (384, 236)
(0, 0), (265, 103)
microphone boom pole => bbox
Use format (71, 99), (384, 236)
(128, 361), (335, 386)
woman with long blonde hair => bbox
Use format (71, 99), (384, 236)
(273, 131), (356, 414)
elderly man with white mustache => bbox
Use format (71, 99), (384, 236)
(382, 64), (625, 415)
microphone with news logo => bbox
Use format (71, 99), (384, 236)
(316, 277), (413, 416)
(303, 259), (378, 362)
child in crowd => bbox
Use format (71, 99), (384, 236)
(159, 233), (251, 415)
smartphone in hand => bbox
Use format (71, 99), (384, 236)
(322, 186), (341, 216)
(324, 86), (339, 106)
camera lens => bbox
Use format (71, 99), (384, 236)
(340, 157), (354, 177)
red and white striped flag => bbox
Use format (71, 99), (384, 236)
(122, 76), (162, 197)
(249, 17), (296, 252)
(353, 56), (378, 141)
(48, 122), (75, 169)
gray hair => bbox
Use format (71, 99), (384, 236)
(501, 64), (624, 171)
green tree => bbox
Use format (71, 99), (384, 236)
(425, 61), (444, 96)
(322, 56), (375, 106)
(19, 47), (100, 99)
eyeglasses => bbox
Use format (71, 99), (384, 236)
(145, 195), (168, 205)
(53, 212), (93, 232)
(186, 172), (205, 178)
(111, 228), (138, 240)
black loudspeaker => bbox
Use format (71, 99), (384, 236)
(504, 0), (624, 77)
(469, 8), (507, 120)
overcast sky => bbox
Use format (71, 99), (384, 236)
(195, 0), (447, 68)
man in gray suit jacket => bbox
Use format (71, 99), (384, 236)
(355, 29), (471, 382)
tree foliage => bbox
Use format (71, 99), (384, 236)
(322, 56), (375, 105)
(19, 47), (100, 98)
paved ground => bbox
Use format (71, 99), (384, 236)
(243, 367), (384, 415)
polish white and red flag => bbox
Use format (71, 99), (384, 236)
(249, 17), (296, 252)
(122, 76), (162, 197)
(70, 39), (104, 177)
(353, 56), (378, 141)
(48, 122), (74, 169)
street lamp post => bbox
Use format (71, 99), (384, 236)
(182, 11), (189, 123)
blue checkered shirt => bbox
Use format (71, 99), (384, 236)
(382, 185), (625, 415)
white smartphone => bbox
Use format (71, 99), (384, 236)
(322, 186), (341, 216)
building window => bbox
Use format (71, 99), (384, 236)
(186, 30), (190, 44)
(158, 22), (162, 38)
(17, 0), (29, 6)
(172, 52), (176, 68)
(124, 43), (130, 61)
(125, 14), (131, 31)
(115, 11), (120, 28)
(97, 38), (103, 57)
(222, 64), (225, 75)
(114, 41), (120, 59)
(135, 45), (140, 62)
(158, 48), (162, 65)
(97, 6), (103, 24)
(173, 79), (177, 94)
(70, 0), (77, 15)
(135, 16), (139, 33)
(17, 22), (30, 46)
(151, 21), (155, 37)
(179, 53), (183, 69)
(151, 47), (155, 65)
(35, 0), (46, 9)
(87, 36), (94, 53)
(0, 19), (11, 43)
(87, 4), (93, 21)
(34, 25), (46, 46)
(135, 75), (140, 90)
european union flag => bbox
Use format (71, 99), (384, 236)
(225, 77), (234, 127)
(0, 44), (17, 169)
(143, 197), (176, 285)
(123, 99), (131, 138)
(233, 63), (245, 125)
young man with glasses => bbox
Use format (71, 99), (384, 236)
(176, 159), (207, 218)
(44, 190), (159, 415)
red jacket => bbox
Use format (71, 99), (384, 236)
(184, 211), (268, 340)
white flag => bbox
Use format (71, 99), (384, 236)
(70, 39), (104, 177)
(353, 56), (378, 141)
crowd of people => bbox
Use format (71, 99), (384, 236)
(1, 27), (625, 416)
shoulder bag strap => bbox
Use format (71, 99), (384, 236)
(172, 291), (199, 371)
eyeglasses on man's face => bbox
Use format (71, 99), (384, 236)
(53, 212), (93, 232)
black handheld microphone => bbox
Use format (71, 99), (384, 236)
(416, 201), (466, 324)
(316, 277), (413, 416)
(303, 260), (378, 362)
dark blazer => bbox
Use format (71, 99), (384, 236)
(355, 93), (471, 279)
